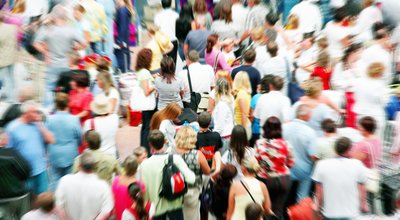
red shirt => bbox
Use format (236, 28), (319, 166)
(311, 66), (332, 90)
(69, 88), (93, 124)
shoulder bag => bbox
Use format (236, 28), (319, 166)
(285, 58), (304, 104)
(183, 66), (201, 112)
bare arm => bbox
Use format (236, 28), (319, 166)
(260, 182), (272, 215)
(226, 183), (236, 220)
(75, 110), (90, 119)
(141, 79), (155, 96)
(207, 97), (215, 114)
(358, 183), (368, 213)
(37, 122), (55, 144)
(315, 182), (323, 213)
(183, 43), (189, 59)
(33, 42), (50, 64)
(198, 151), (211, 175)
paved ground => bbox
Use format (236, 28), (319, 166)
(116, 122), (141, 161)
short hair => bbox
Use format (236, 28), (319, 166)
(367, 62), (385, 78)
(123, 155), (139, 176)
(262, 116), (282, 139)
(301, 77), (322, 98)
(317, 36), (329, 49)
(148, 130), (165, 150)
(35, 192), (55, 213)
(335, 137), (352, 156)
(51, 5), (68, 21)
(333, 6), (347, 22)
(188, 50), (200, 62)
(74, 4), (86, 13)
(175, 126), (197, 150)
(198, 112), (212, 128)
(296, 104), (311, 118)
(160, 56), (176, 84)
(86, 130), (101, 150)
(267, 41), (278, 57)
(321, 119), (337, 133)
(359, 116), (376, 134)
(135, 48), (153, 71)
(243, 49), (256, 63)
(55, 92), (69, 110)
(133, 147), (148, 158)
(245, 203), (263, 220)
(80, 151), (97, 172)
(20, 100), (40, 114)
(161, 0), (172, 8)
(266, 12), (279, 26)
(195, 14), (206, 28)
(71, 71), (90, 87)
(316, 50), (331, 68)
(270, 76), (284, 91)
(260, 75), (274, 94)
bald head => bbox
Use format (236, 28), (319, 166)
(296, 104), (311, 121)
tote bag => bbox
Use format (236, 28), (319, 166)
(129, 84), (156, 111)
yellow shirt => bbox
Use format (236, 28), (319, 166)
(234, 89), (251, 125)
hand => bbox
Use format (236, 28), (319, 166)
(360, 202), (369, 214)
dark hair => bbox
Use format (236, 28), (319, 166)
(193, 0), (208, 14)
(270, 76), (284, 91)
(206, 34), (218, 53)
(373, 22), (388, 40)
(342, 43), (362, 67)
(179, 3), (194, 20)
(321, 119), (337, 133)
(219, 3), (232, 23)
(86, 130), (101, 150)
(262, 116), (282, 139)
(160, 56), (176, 84)
(96, 57), (111, 72)
(359, 116), (376, 134)
(243, 48), (256, 63)
(55, 92), (69, 110)
(71, 71), (90, 87)
(214, 164), (237, 190)
(80, 151), (97, 172)
(245, 203), (263, 220)
(230, 125), (248, 164)
(198, 112), (212, 128)
(333, 6), (347, 22)
(161, 0), (172, 8)
(267, 41), (278, 57)
(128, 183), (148, 220)
(335, 137), (352, 156)
(265, 12), (279, 26)
(260, 75), (274, 94)
(36, 192), (55, 213)
(135, 48), (153, 71)
(148, 130), (165, 150)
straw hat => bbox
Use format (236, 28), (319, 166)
(90, 95), (110, 115)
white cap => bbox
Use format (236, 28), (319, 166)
(330, 0), (346, 8)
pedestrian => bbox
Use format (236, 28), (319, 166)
(184, 15), (212, 61)
(232, 72), (252, 139)
(122, 182), (152, 220)
(231, 48), (261, 96)
(205, 34), (232, 72)
(96, 71), (121, 114)
(146, 25), (174, 74)
(114, 0), (134, 73)
(68, 71), (93, 124)
(176, 4), (194, 60)
(21, 192), (60, 220)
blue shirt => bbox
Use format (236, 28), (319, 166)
(6, 120), (46, 176)
(231, 65), (261, 96)
(290, 102), (333, 136)
(251, 94), (261, 134)
(46, 112), (82, 168)
(283, 119), (317, 180)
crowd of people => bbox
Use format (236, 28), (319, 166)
(1, 0), (400, 219)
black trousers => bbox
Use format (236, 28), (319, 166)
(140, 110), (155, 155)
(167, 40), (179, 65)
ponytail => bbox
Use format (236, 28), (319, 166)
(128, 183), (149, 220)
(206, 34), (219, 54)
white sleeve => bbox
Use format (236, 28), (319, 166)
(55, 177), (66, 207)
(311, 162), (322, 182)
(174, 155), (196, 184)
(212, 104), (224, 135)
(254, 101), (261, 120)
(100, 183), (114, 215)
(121, 210), (136, 220)
(282, 97), (291, 122)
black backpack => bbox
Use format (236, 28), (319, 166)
(159, 154), (188, 201)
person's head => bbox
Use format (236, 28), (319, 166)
(161, 0), (172, 9)
(250, 27), (265, 43)
(262, 116), (282, 139)
(260, 75), (274, 94)
(333, 6), (347, 22)
(206, 34), (219, 53)
(55, 92), (69, 111)
(301, 32), (315, 49)
(187, 50), (200, 64)
(367, 62), (385, 79)
(20, 100), (41, 123)
(218, 164), (237, 183)
(70, 71), (90, 89)
(316, 50), (331, 68)
(96, 71), (114, 94)
(232, 71), (252, 95)
(96, 56), (112, 72)
(90, 95), (111, 116)
(85, 130), (101, 150)
(128, 183), (148, 219)
(265, 12), (279, 27)
(193, 0), (208, 14)
(160, 56), (176, 84)
(51, 5), (69, 23)
(18, 85), (34, 102)
(342, 43), (362, 65)
(358, 116), (377, 135)
(321, 119), (337, 134)
(123, 155), (139, 176)
(79, 151), (97, 173)
(243, 48), (256, 64)
(245, 203), (264, 220)
(194, 14), (207, 29)
(175, 126), (197, 150)
(73, 4), (85, 21)
(267, 41), (278, 57)
(335, 137), (352, 157)
(12, 0), (26, 14)
(135, 48), (153, 71)
(270, 75), (284, 91)
(34, 192), (55, 213)
(363, 0), (375, 8)
(241, 156), (260, 175)
(317, 36), (329, 50)
(150, 102), (182, 130)
(179, 3), (194, 20)
(133, 147), (148, 164)
(373, 22), (388, 41)
(219, 3), (232, 23)
(296, 104), (312, 121)
(214, 77), (233, 104)
(148, 130), (165, 151)
(247, 0), (260, 7)
(286, 14), (299, 30)
(302, 77), (323, 98)
(198, 112), (212, 129)
(216, 70), (233, 87)
(230, 125), (249, 164)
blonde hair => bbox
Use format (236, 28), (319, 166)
(133, 147), (147, 158)
(12, 0), (26, 13)
(316, 50), (331, 68)
(367, 62), (385, 78)
(232, 71), (252, 95)
(286, 14), (299, 30)
(214, 78), (234, 105)
(301, 77), (323, 98)
(175, 126), (197, 150)
(123, 155), (139, 176)
(97, 71), (114, 95)
(317, 36), (329, 50)
(242, 157), (260, 174)
(251, 27), (265, 42)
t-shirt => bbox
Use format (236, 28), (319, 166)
(100, 87), (120, 115)
(312, 158), (367, 218)
(196, 130), (223, 166)
(184, 30), (212, 58)
(231, 65), (261, 96)
(21, 209), (59, 220)
(351, 138), (382, 169)
(250, 94), (261, 135)
(69, 89), (93, 124)
(315, 136), (338, 160)
(234, 90), (251, 126)
(154, 77), (185, 110)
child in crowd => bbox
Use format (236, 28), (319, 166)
(133, 147), (148, 164)
(121, 182), (153, 220)
(21, 192), (60, 220)
(221, 39), (236, 66)
(245, 203), (264, 220)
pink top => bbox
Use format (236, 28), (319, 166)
(112, 176), (145, 220)
(205, 48), (232, 72)
(352, 138), (382, 169)
(4, 13), (24, 43)
(68, 88), (93, 124)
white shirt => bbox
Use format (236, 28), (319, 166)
(154, 8), (179, 41)
(213, 99), (234, 137)
(25, 0), (49, 17)
(99, 88), (120, 115)
(259, 56), (293, 95)
(331, 62), (362, 92)
(231, 3), (249, 36)
(159, 119), (176, 149)
(254, 91), (291, 133)
(178, 63), (214, 102)
(353, 77), (389, 117)
(21, 209), (59, 220)
(295, 46), (318, 84)
(312, 158), (367, 218)
(253, 44), (271, 72)
(358, 43), (392, 85)
(289, 1), (322, 34)
(316, 135), (338, 160)
(323, 21), (351, 59)
(352, 6), (383, 43)
(56, 172), (114, 220)
(211, 20), (240, 40)
(83, 114), (119, 157)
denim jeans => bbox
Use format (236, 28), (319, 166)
(0, 194), (30, 220)
(44, 67), (69, 109)
(27, 171), (49, 195)
(49, 165), (72, 191)
(153, 208), (184, 220)
(0, 65), (15, 102)
(141, 110), (156, 155)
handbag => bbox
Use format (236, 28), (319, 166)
(213, 52), (221, 73)
(183, 66), (201, 112)
(129, 80), (156, 111)
(285, 58), (304, 104)
(365, 141), (381, 194)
